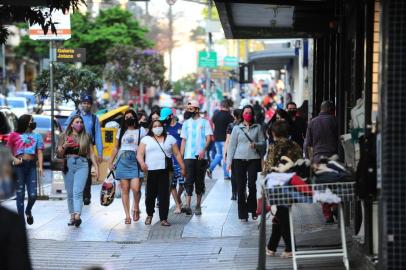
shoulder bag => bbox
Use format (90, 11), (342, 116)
(239, 126), (265, 157)
(153, 137), (174, 172)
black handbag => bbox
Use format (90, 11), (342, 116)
(153, 137), (173, 172)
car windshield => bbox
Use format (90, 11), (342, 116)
(7, 99), (25, 108)
(15, 93), (36, 106)
(33, 117), (51, 129)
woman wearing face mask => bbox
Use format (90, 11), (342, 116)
(56, 115), (99, 227)
(109, 110), (146, 224)
(137, 120), (186, 227)
(7, 114), (44, 225)
(226, 105), (266, 222)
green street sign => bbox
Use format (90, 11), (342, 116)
(223, 56), (239, 67)
(198, 51), (217, 68)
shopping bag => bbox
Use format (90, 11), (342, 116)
(100, 170), (116, 206)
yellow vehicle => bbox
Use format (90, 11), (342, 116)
(98, 105), (129, 159)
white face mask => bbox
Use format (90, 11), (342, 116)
(152, 127), (163, 136)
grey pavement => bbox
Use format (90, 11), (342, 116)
(2, 167), (352, 269)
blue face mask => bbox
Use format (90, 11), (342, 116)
(0, 177), (15, 200)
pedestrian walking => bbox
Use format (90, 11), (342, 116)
(286, 102), (307, 148)
(180, 100), (213, 216)
(7, 114), (44, 225)
(57, 115), (99, 227)
(207, 100), (234, 180)
(160, 107), (185, 214)
(263, 120), (302, 258)
(304, 100), (338, 223)
(224, 109), (242, 200)
(0, 145), (32, 270)
(226, 105), (266, 221)
(65, 95), (103, 205)
(137, 120), (185, 226)
(108, 110), (146, 224)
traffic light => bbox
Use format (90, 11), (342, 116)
(239, 62), (253, 83)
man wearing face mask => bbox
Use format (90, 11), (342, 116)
(286, 102), (307, 149)
(180, 100), (213, 216)
(0, 146), (32, 270)
(66, 95), (103, 205)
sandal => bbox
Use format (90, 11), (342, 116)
(145, 216), (153, 225)
(68, 217), (75, 226)
(125, 217), (131, 224)
(266, 249), (276, 256)
(161, 220), (171, 226)
(174, 208), (182, 214)
(280, 252), (292, 258)
(133, 210), (140, 222)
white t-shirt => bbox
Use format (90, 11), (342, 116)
(141, 135), (177, 170)
(116, 128), (147, 152)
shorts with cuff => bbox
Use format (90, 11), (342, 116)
(184, 159), (208, 196)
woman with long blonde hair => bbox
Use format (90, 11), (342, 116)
(56, 115), (98, 227)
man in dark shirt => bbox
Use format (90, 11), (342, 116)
(286, 102), (307, 149)
(207, 100), (234, 179)
(304, 101), (338, 163)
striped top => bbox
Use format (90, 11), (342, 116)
(181, 117), (213, 159)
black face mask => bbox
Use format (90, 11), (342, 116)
(140, 121), (148, 128)
(184, 111), (195, 120)
(163, 118), (172, 126)
(28, 122), (36, 131)
(125, 118), (136, 127)
(288, 110), (297, 118)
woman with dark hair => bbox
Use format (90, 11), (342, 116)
(56, 115), (98, 227)
(267, 109), (293, 143)
(137, 120), (185, 227)
(226, 105), (266, 221)
(224, 108), (242, 200)
(108, 110), (146, 224)
(7, 114), (44, 225)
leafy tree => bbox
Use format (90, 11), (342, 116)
(35, 63), (102, 107)
(64, 7), (153, 67)
(0, 0), (84, 44)
(190, 26), (206, 43)
(13, 23), (49, 60)
(173, 73), (198, 95)
(104, 44), (165, 93)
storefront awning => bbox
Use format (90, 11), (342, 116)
(250, 49), (296, 70)
(214, 0), (334, 39)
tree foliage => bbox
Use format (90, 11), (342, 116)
(173, 73), (198, 95)
(0, 0), (84, 44)
(35, 64), (102, 107)
(104, 44), (165, 91)
(64, 7), (153, 66)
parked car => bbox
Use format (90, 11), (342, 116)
(6, 97), (29, 117)
(0, 108), (18, 145)
(32, 115), (62, 161)
(42, 109), (73, 131)
(9, 91), (38, 112)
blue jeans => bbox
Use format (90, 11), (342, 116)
(209, 141), (230, 178)
(15, 160), (37, 223)
(64, 156), (89, 214)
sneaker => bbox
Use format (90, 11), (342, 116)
(206, 169), (213, 179)
(183, 207), (193, 216)
(83, 198), (91, 205)
(26, 214), (34, 225)
(195, 207), (202, 216)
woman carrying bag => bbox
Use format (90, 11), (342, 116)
(108, 110), (146, 224)
(137, 120), (185, 227)
(56, 115), (99, 227)
(226, 105), (266, 222)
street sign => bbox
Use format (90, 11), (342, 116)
(198, 51), (217, 69)
(56, 48), (86, 63)
(29, 9), (71, 40)
(223, 56), (239, 68)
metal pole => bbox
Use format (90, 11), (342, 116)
(168, 4), (173, 82)
(50, 41), (55, 162)
(1, 44), (6, 95)
(206, 0), (212, 114)
(257, 187), (267, 270)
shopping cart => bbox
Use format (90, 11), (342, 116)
(260, 181), (356, 270)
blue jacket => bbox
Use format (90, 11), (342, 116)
(66, 110), (103, 158)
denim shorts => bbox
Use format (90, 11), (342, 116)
(115, 151), (141, 180)
(171, 161), (184, 188)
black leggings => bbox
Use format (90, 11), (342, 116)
(267, 206), (292, 252)
(145, 169), (170, 221)
(233, 159), (262, 219)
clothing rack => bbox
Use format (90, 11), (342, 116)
(260, 181), (355, 270)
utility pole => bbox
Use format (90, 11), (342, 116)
(206, 0), (212, 113)
(168, 4), (174, 82)
(49, 41), (55, 161)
